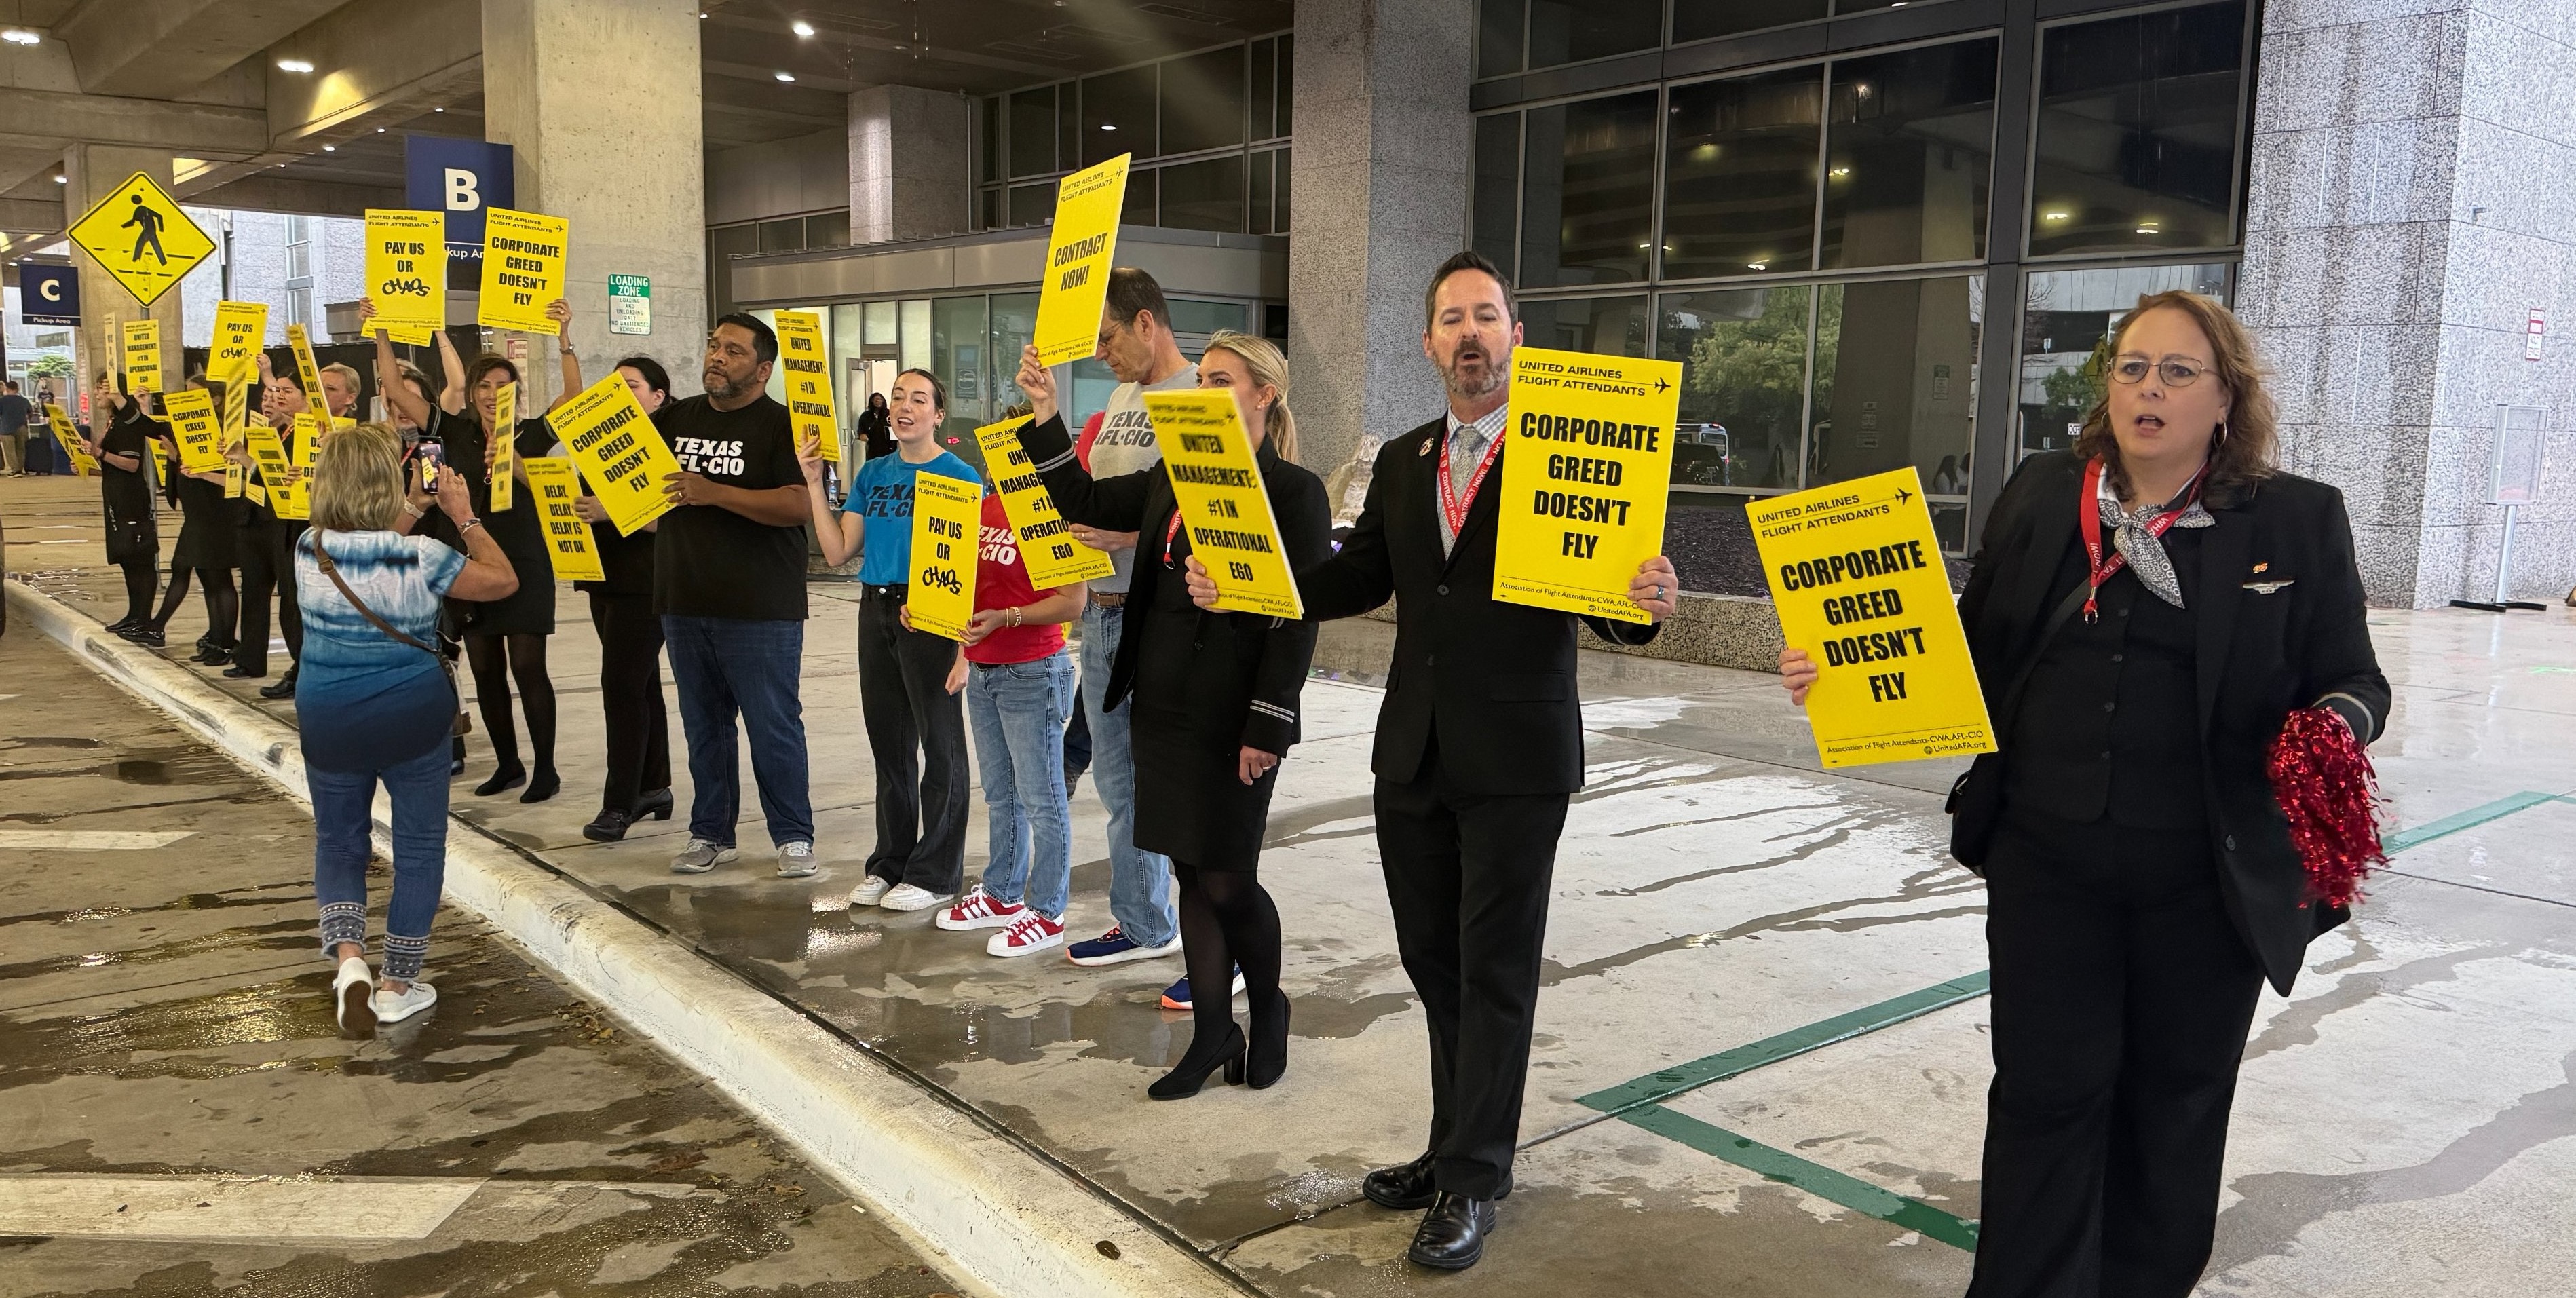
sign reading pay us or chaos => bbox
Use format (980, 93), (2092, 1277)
(1143, 389), (1302, 619)
(905, 472), (983, 641)
(972, 418), (1114, 588)
(1491, 346), (1680, 623)
(1030, 154), (1131, 366)
(1749, 467), (1993, 769)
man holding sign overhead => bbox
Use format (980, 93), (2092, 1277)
(1186, 252), (1677, 1272)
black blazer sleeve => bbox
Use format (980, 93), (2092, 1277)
(1017, 412), (1159, 533)
(1240, 466), (1336, 756)
(1296, 432), (1407, 622)
(2300, 486), (2390, 743)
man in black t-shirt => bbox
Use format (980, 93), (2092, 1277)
(654, 313), (818, 879)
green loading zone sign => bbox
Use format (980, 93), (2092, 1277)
(607, 273), (650, 335)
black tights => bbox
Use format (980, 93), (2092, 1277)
(117, 560), (157, 625)
(464, 632), (556, 774)
(1175, 862), (1285, 1044)
(150, 565), (235, 647)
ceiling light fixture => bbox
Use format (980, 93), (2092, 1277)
(52, 174), (65, 184)
(2042, 210), (2070, 221)
(277, 58), (314, 73)
(775, 71), (796, 81)
(2, 28), (39, 45)
(322, 144), (336, 151)
(1101, 123), (1118, 131)
(1747, 261), (1768, 271)
(792, 19), (816, 36)
(434, 106), (444, 112)
(1830, 166), (1851, 177)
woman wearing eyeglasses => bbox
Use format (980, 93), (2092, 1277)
(1781, 290), (2387, 1297)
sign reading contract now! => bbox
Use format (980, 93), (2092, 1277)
(1031, 154), (1131, 366)
(548, 370), (679, 537)
(1492, 346), (1680, 623)
(1749, 467), (1993, 769)
(1144, 389), (1302, 619)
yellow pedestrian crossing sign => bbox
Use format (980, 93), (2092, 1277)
(67, 172), (214, 307)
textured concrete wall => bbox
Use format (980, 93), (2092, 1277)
(848, 85), (970, 246)
(708, 128), (850, 228)
(483, 0), (708, 403)
(1285, 0), (1477, 480)
(2242, 0), (2576, 607)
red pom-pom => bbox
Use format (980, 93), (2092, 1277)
(2266, 707), (2387, 909)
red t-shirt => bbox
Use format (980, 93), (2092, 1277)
(966, 493), (1070, 665)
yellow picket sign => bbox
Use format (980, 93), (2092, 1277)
(546, 370), (679, 537)
(210, 300), (267, 387)
(162, 388), (224, 472)
(45, 406), (97, 476)
(774, 309), (840, 463)
(271, 414), (316, 520)
(489, 382), (518, 512)
(1031, 154), (1131, 366)
(223, 461), (245, 499)
(219, 381), (250, 498)
(1749, 467), (1994, 769)
(905, 471), (984, 641)
(1142, 390), (1302, 619)
(246, 421), (301, 520)
(1490, 346), (1680, 624)
(287, 324), (330, 416)
(972, 417), (1115, 588)
(523, 457), (605, 583)
(121, 320), (163, 394)
(364, 209), (444, 343)
(478, 208), (568, 335)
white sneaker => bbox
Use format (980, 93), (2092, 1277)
(987, 911), (1067, 957)
(776, 841), (818, 878)
(882, 883), (953, 913)
(935, 885), (1027, 931)
(371, 980), (438, 1023)
(847, 876), (895, 908)
(332, 956), (375, 1037)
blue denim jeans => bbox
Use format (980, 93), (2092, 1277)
(310, 740), (452, 982)
(966, 649), (1077, 919)
(662, 615), (815, 849)
(1078, 600), (1176, 945)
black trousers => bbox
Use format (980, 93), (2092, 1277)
(588, 592), (670, 815)
(1967, 810), (2267, 1298)
(1374, 742), (1569, 1200)
(856, 590), (968, 892)
(235, 518), (304, 676)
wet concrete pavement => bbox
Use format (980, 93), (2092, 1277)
(0, 613), (968, 1297)
(13, 473), (2576, 1295)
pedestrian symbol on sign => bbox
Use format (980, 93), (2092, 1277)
(124, 195), (167, 265)
(66, 172), (214, 306)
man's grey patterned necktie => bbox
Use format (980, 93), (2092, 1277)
(2102, 493), (2214, 608)
(1449, 423), (1489, 501)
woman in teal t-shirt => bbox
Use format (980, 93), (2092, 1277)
(799, 368), (979, 913)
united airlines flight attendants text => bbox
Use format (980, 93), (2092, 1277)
(801, 368), (979, 912)
(655, 313), (821, 880)
(1186, 251), (1676, 1273)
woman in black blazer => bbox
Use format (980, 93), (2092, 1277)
(1783, 291), (2388, 1298)
(1014, 330), (1333, 1099)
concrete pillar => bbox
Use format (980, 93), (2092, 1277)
(847, 85), (970, 246)
(62, 146), (187, 414)
(480, 0), (706, 402)
(1285, 0), (1477, 478)
(2239, 2), (2576, 607)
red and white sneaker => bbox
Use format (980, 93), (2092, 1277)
(987, 911), (1067, 957)
(936, 886), (1027, 932)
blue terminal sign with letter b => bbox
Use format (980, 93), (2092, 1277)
(404, 134), (515, 292)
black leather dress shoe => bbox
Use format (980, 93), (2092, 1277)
(1362, 1151), (1437, 1210)
(259, 668), (297, 700)
(583, 808), (637, 843)
(1406, 1192), (1497, 1271)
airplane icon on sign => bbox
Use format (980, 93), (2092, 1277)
(1654, 376), (1671, 393)
(1895, 487), (1914, 505)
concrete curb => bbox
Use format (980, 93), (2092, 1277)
(5, 579), (1247, 1298)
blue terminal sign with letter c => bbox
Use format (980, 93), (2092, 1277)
(404, 134), (515, 292)
(20, 262), (79, 326)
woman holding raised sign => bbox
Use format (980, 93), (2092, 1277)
(1780, 291), (2388, 1298)
(126, 373), (238, 657)
(1012, 330), (1332, 1098)
(87, 371), (164, 636)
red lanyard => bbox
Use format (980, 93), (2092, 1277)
(2077, 457), (2204, 623)
(1162, 510), (1184, 566)
(1439, 421), (1506, 537)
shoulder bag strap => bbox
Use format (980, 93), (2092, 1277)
(311, 536), (437, 657)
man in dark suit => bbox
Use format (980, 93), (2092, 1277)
(1190, 250), (1677, 1270)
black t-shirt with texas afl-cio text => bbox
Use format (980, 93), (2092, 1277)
(650, 393), (808, 622)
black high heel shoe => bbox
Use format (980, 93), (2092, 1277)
(1148, 1023), (1246, 1100)
(583, 807), (637, 842)
(1247, 991), (1290, 1090)
(632, 788), (675, 821)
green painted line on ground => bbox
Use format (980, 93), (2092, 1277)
(2382, 790), (2565, 854)
(1576, 972), (1992, 1117)
(1619, 1104), (1982, 1251)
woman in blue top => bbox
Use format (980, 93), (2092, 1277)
(295, 422), (518, 1034)
(801, 368), (980, 913)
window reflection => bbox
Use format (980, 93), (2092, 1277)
(1663, 68), (1823, 280)
(1162, 46), (1247, 155)
(1821, 39), (1996, 269)
(1527, 0), (1662, 69)
(1673, 0), (1825, 44)
(1008, 183), (1055, 229)
(2018, 263), (2229, 461)
(1521, 90), (1658, 288)
(1010, 87), (1059, 178)
(1160, 156), (1245, 233)
(1473, 115), (1520, 274)
(1659, 286), (1810, 490)
(1084, 65), (1158, 165)
(1478, 0), (1525, 77)
(1519, 297), (1649, 358)
(2028, 0), (2247, 256)
(1806, 277), (1981, 492)
(932, 297), (989, 455)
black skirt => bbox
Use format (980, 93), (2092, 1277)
(1129, 701), (1280, 871)
(441, 411), (557, 637)
(169, 474), (235, 570)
